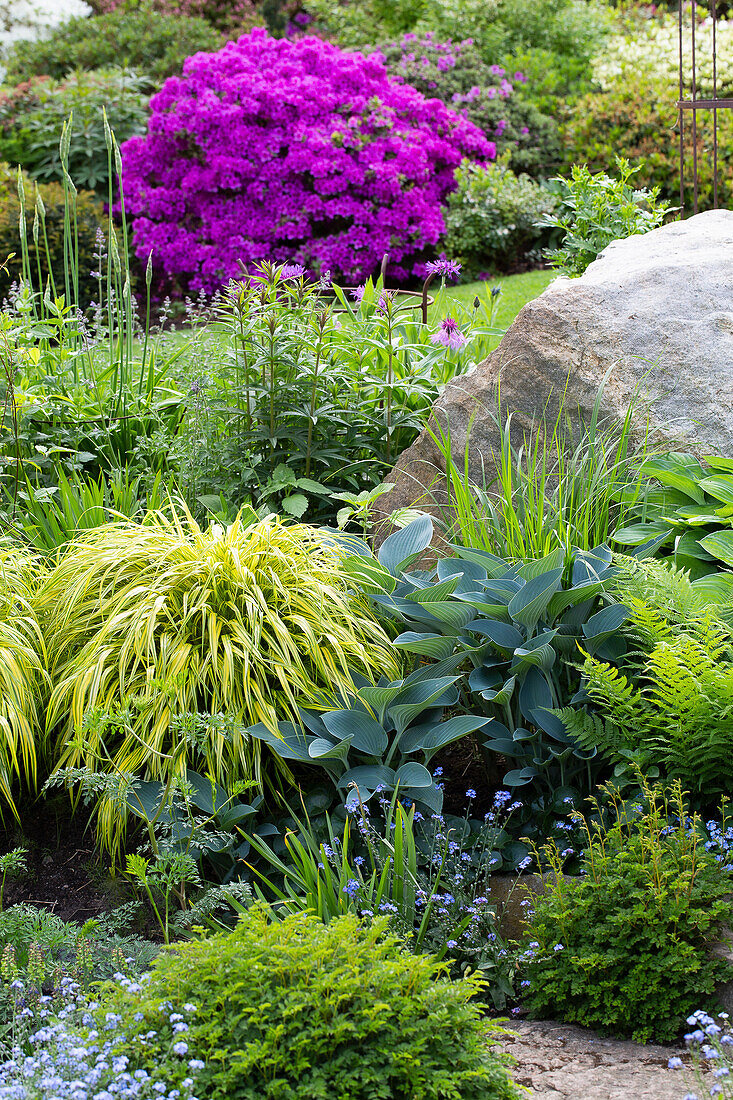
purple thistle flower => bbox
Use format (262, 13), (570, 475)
(430, 316), (467, 350)
(425, 257), (462, 281)
(280, 263), (306, 280)
(351, 284), (366, 302)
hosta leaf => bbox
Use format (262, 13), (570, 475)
(337, 764), (396, 792)
(508, 568), (563, 629)
(378, 514), (433, 574)
(700, 530), (733, 566)
(393, 632), (456, 659)
(322, 711), (388, 756)
(395, 762), (433, 788)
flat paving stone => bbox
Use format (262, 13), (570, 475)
(499, 1020), (693, 1100)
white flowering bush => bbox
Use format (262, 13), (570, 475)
(595, 14), (733, 97)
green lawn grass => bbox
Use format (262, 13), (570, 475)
(444, 270), (554, 325)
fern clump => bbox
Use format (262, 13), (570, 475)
(566, 556), (733, 797)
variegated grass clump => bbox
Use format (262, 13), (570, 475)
(0, 542), (47, 815)
(40, 509), (399, 796)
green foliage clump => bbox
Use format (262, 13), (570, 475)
(563, 557), (733, 799)
(523, 782), (733, 1042)
(540, 156), (673, 276)
(0, 163), (105, 307)
(38, 509), (398, 849)
(443, 158), (557, 277)
(102, 905), (524, 1100)
(614, 452), (733, 584)
(560, 72), (733, 212)
(4, 9), (223, 86)
(0, 68), (149, 195)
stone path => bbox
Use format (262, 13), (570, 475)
(500, 1020), (693, 1100)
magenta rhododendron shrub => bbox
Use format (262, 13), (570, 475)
(121, 29), (494, 291)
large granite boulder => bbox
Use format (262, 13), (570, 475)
(382, 209), (733, 517)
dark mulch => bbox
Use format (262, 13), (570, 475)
(0, 796), (126, 923)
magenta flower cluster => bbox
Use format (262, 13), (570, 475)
(120, 29), (494, 292)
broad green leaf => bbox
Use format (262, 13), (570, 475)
(582, 603), (630, 641)
(699, 474), (733, 505)
(393, 632), (456, 660)
(700, 530), (733, 566)
(613, 521), (670, 545)
(467, 618), (524, 651)
(247, 722), (311, 763)
(322, 711), (388, 756)
(508, 568), (563, 629)
(378, 514), (433, 574)
(308, 737), (352, 762)
(395, 762), (433, 788)
(639, 453), (706, 503)
(338, 764), (396, 792)
(518, 666), (553, 721)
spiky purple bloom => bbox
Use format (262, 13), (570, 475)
(425, 257), (462, 281)
(430, 316), (467, 350)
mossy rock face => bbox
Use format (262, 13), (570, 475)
(0, 163), (106, 307)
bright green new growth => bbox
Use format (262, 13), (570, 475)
(101, 906), (525, 1100)
(428, 376), (649, 561)
(540, 155), (673, 276)
(0, 544), (46, 815)
(563, 556), (733, 796)
(40, 509), (399, 845)
(524, 780), (733, 1042)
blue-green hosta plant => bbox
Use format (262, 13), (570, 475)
(247, 655), (488, 816)
(338, 515), (639, 824)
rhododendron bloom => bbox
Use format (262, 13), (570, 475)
(121, 28), (493, 292)
(430, 317), (467, 350)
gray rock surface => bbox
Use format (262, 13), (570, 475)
(382, 210), (733, 517)
(500, 1020), (691, 1100)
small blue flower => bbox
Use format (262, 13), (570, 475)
(668, 1057), (683, 1069)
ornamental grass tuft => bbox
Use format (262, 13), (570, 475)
(39, 508), (398, 836)
(0, 543), (47, 817)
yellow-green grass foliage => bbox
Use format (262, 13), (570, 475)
(0, 543), (47, 815)
(40, 509), (399, 813)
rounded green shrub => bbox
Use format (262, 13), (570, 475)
(560, 70), (733, 211)
(523, 782), (733, 1043)
(101, 906), (524, 1100)
(442, 157), (557, 277)
(4, 8), (224, 86)
(0, 68), (149, 196)
(0, 163), (105, 306)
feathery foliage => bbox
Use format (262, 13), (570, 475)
(0, 543), (47, 815)
(39, 509), (399, 833)
(572, 558), (733, 797)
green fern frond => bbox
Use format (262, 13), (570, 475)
(554, 706), (625, 759)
